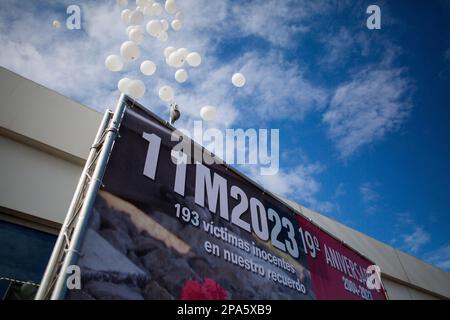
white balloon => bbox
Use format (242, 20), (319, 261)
(126, 25), (134, 35)
(135, 25), (144, 34)
(158, 85), (174, 102)
(167, 52), (178, 67)
(152, 2), (163, 15)
(232, 73), (246, 87)
(171, 19), (182, 31)
(129, 29), (143, 44)
(52, 20), (61, 29)
(120, 41), (140, 61)
(158, 31), (168, 42)
(118, 78), (131, 94)
(146, 20), (162, 37)
(160, 19), (169, 31)
(121, 9), (132, 25)
(136, 0), (148, 7)
(128, 80), (146, 99)
(105, 55), (123, 72)
(129, 10), (144, 25)
(129, 25), (143, 34)
(140, 60), (156, 75)
(164, 46), (176, 58)
(175, 11), (184, 21)
(165, 0), (177, 15)
(143, 5), (154, 16)
(177, 48), (189, 59)
(168, 51), (184, 68)
(174, 69), (188, 83)
(186, 52), (201, 67)
(200, 106), (217, 121)
(117, 0), (129, 7)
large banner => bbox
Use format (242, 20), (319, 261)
(66, 102), (386, 300)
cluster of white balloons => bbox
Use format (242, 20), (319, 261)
(162, 47), (201, 83)
(107, 0), (246, 123)
(106, 0), (186, 99)
(164, 47), (201, 68)
(120, 0), (180, 26)
(146, 19), (169, 42)
(127, 25), (144, 44)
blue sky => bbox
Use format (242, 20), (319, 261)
(0, 0), (449, 272)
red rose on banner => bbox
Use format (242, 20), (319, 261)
(180, 278), (228, 300)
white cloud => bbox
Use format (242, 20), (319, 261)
(319, 25), (394, 68)
(359, 182), (381, 215)
(174, 0), (326, 48)
(323, 66), (412, 158)
(322, 27), (354, 62)
(401, 227), (431, 253)
(395, 212), (416, 226)
(318, 13), (411, 160)
(246, 163), (335, 214)
(445, 47), (450, 61)
(237, 51), (327, 121)
(230, 0), (311, 47)
(333, 183), (346, 199)
(424, 244), (450, 271)
(392, 213), (431, 254)
(229, 0), (352, 48)
(360, 182), (380, 203)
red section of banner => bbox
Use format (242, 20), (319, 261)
(295, 216), (387, 300)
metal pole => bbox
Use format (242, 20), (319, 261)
(35, 109), (113, 300)
(50, 94), (128, 300)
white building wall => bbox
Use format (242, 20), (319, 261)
(0, 68), (102, 162)
(381, 277), (439, 300)
(0, 135), (82, 224)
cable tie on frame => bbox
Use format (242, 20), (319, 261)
(106, 126), (120, 136)
(90, 141), (103, 150)
(65, 248), (84, 258)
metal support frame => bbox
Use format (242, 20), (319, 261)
(35, 94), (128, 300)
